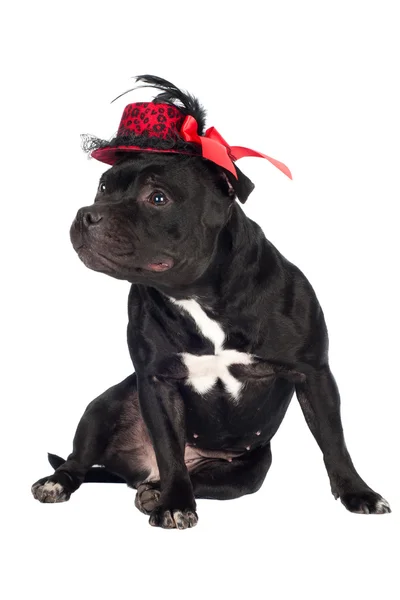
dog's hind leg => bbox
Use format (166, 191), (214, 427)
(31, 374), (137, 503)
(134, 444), (272, 511)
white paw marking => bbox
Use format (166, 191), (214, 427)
(172, 509), (198, 529)
(169, 298), (253, 400)
(42, 482), (63, 494)
(375, 498), (391, 513)
(32, 480), (68, 502)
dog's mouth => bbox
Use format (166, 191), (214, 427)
(76, 244), (123, 273)
(70, 217), (175, 275)
(75, 243), (174, 275)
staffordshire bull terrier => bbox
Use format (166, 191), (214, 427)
(31, 75), (390, 529)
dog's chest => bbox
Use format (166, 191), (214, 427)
(170, 298), (253, 400)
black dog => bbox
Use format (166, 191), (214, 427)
(32, 76), (390, 529)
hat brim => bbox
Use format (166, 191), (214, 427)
(91, 145), (196, 166)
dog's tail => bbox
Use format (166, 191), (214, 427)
(47, 453), (125, 484)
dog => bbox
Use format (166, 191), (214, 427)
(31, 75), (390, 529)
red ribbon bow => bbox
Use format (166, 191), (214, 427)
(180, 115), (292, 180)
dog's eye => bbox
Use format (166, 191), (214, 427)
(149, 191), (169, 206)
(98, 182), (107, 193)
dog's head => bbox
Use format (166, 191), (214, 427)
(70, 76), (255, 286)
(70, 153), (254, 286)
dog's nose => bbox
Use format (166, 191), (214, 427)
(81, 209), (103, 228)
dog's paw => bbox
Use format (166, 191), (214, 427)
(149, 506), (198, 530)
(339, 490), (391, 514)
(31, 479), (70, 503)
(135, 482), (161, 515)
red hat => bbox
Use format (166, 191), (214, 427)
(86, 76), (292, 181)
(91, 101), (189, 165)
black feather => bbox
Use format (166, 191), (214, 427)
(112, 74), (207, 135)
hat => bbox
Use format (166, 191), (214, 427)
(85, 75), (292, 181)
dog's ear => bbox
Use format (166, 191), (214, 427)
(223, 166), (255, 204)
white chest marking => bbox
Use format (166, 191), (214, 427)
(170, 298), (252, 400)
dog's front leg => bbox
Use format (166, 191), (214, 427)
(295, 365), (391, 514)
(137, 374), (197, 529)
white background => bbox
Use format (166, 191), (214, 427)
(1, 1), (399, 598)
